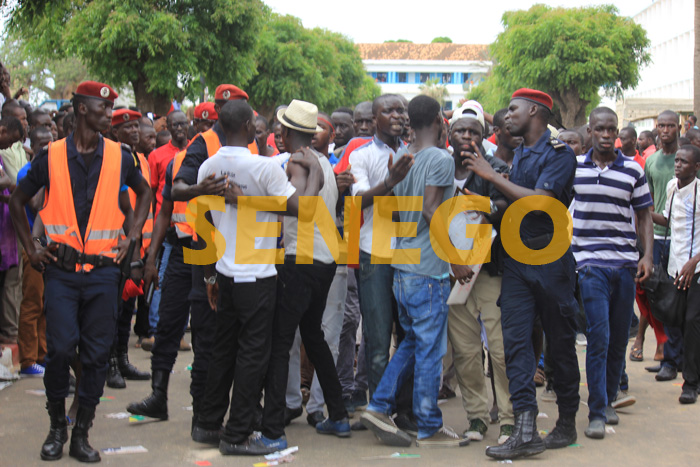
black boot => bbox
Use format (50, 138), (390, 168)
(105, 348), (126, 389)
(69, 406), (100, 463)
(117, 345), (150, 380)
(126, 369), (169, 420)
(41, 399), (68, 461)
(544, 413), (577, 449)
(485, 410), (545, 459)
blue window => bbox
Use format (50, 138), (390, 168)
(397, 72), (408, 83)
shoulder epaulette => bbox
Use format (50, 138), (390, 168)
(548, 137), (567, 150)
(42, 145), (49, 152)
(120, 143), (132, 152)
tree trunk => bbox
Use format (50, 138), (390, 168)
(132, 75), (171, 116)
(549, 88), (589, 129)
(695, 0), (700, 114)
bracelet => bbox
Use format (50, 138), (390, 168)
(204, 274), (217, 285)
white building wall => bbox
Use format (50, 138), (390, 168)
(624, 0), (694, 100)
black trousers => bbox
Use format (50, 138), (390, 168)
(189, 297), (216, 412)
(150, 242), (191, 372)
(44, 265), (120, 408)
(197, 275), (276, 444)
(133, 295), (151, 338)
(262, 260), (348, 440)
(683, 272), (700, 390)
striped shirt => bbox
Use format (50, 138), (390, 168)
(571, 149), (653, 269)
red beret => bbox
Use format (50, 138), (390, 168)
(214, 84), (248, 101)
(111, 109), (142, 127)
(74, 81), (118, 103)
(194, 102), (218, 121)
(511, 88), (553, 111)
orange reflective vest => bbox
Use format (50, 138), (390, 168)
(127, 152), (153, 255)
(41, 138), (125, 272)
(171, 129), (221, 238)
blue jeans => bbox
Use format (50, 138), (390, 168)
(578, 266), (635, 421)
(367, 270), (450, 439)
(654, 239), (684, 370)
(358, 251), (396, 395)
(148, 240), (172, 336)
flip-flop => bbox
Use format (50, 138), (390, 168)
(629, 347), (643, 362)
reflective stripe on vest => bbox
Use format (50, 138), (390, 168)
(127, 152), (153, 255)
(171, 129), (221, 239)
(41, 137), (125, 272)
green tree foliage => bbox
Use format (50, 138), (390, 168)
(0, 32), (92, 101)
(419, 78), (448, 107)
(4, 0), (266, 114)
(473, 4), (650, 128)
(384, 39), (413, 43)
(247, 14), (380, 118)
(431, 37), (453, 43)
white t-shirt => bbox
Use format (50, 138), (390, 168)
(283, 149), (338, 264)
(197, 146), (296, 282)
(349, 137), (401, 257)
(663, 177), (700, 277)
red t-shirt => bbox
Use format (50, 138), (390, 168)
(148, 140), (188, 217)
(333, 137), (372, 174)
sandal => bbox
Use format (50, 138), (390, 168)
(629, 347), (643, 362)
(534, 368), (546, 387)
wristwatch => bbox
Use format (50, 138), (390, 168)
(204, 274), (217, 285)
(130, 259), (145, 269)
(489, 200), (498, 215)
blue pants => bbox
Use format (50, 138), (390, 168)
(44, 265), (120, 408)
(500, 251), (580, 416)
(358, 251), (396, 396)
(654, 239), (684, 370)
(367, 270), (450, 439)
(578, 266), (635, 421)
(148, 240), (172, 336)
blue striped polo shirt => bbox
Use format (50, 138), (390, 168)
(571, 149), (653, 269)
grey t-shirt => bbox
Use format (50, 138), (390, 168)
(392, 146), (455, 276)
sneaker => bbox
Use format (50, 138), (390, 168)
(584, 419), (605, 439)
(541, 382), (557, 403)
(351, 420), (367, 431)
(679, 387), (698, 404)
(20, 363), (45, 378)
(306, 411), (324, 427)
(191, 426), (221, 445)
(316, 417), (351, 437)
(576, 333), (587, 346)
(416, 426), (469, 448)
(611, 391), (636, 409)
(219, 433), (286, 456)
(463, 418), (487, 441)
(498, 424), (513, 445)
(394, 412), (418, 437)
(604, 405), (619, 425)
(360, 410), (412, 447)
(179, 337), (191, 351)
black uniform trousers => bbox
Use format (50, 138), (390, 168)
(499, 250), (580, 416)
(44, 264), (120, 408)
(150, 239), (191, 372)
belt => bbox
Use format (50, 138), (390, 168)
(284, 255), (335, 267)
(55, 243), (116, 272)
(521, 234), (553, 251)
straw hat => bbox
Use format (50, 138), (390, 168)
(277, 99), (322, 134)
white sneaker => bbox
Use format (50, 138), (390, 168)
(576, 333), (588, 346)
(416, 426), (469, 448)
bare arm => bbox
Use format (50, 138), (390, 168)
(635, 207), (654, 283)
(355, 154), (414, 210)
(171, 175), (227, 202)
(142, 198), (173, 293)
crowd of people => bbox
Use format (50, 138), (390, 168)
(1, 63), (699, 463)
